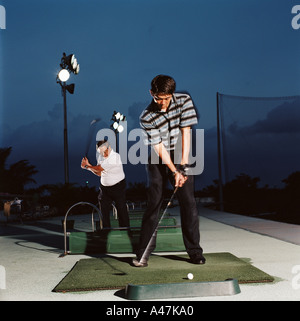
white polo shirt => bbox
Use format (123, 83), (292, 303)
(96, 149), (125, 187)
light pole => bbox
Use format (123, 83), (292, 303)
(56, 52), (80, 184)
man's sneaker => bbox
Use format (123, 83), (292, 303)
(190, 254), (206, 265)
(132, 257), (148, 267)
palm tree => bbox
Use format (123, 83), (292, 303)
(0, 147), (38, 194)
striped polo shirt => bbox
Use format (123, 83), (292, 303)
(139, 93), (198, 150)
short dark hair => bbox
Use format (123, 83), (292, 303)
(151, 75), (176, 95)
(97, 139), (110, 148)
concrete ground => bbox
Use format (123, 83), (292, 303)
(0, 206), (300, 301)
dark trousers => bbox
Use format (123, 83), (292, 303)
(136, 161), (203, 259)
(98, 179), (130, 228)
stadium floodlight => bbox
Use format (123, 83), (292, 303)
(58, 69), (70, 82)
(56, 52), (80, 184)
(117, 124), (124, 133)
(61, 53), (80, 75)
(112, 122), (119, 130)
(111, 111), (126, 133)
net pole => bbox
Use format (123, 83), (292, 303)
(216, 92), (224, 211)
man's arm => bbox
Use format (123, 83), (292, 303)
(81, 157), (104, 177)
(181, 126), (191, 165)
(153, 143), (186, 187)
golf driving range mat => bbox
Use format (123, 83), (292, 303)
(53, 252), (274, 299)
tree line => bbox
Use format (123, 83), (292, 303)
(199, 172), (300, 224)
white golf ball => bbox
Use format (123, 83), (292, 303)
(187, 273), (194, 280)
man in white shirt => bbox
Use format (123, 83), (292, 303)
(81, 140), (129, 228)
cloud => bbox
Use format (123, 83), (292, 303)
(127, 101), (147, 130)
(219, 99), (300, 187)
(48, 104), (62, 121)
(2, 106), (109, 186)
(228, 98), (300, 135)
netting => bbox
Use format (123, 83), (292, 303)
(217, 93), (300, 188)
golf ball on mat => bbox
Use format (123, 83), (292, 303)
(187, 273), (194, 280)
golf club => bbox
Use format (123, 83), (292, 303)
(136, 186), (179, 266)
(85, 118), (101, 157)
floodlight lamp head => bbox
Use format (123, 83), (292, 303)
(66, 83), (75, 94)
(65, 54), (74, 67)
(74, 64), (80, 74)
(61, 53), (80, 74)
(118, 124), (124, 133)
(58, 69), (70, 82)
(112, 122), (118, 130)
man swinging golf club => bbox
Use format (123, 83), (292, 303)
(133, 75), (205, 267)
(81, 139), (130, 229)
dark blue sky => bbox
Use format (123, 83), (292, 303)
(1, 0), (300, 190)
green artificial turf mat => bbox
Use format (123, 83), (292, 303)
(53, 252), (274, 293)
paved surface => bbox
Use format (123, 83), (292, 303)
(0, 206), (300, 301)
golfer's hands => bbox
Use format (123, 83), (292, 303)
(81, 157), (91, 169)
(174, 171), (187, 187)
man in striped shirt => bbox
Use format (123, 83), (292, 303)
(133, 75), (205, 267)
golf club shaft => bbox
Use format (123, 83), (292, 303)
(85, 119), (100, 157)
(139, 186), (179, 264)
